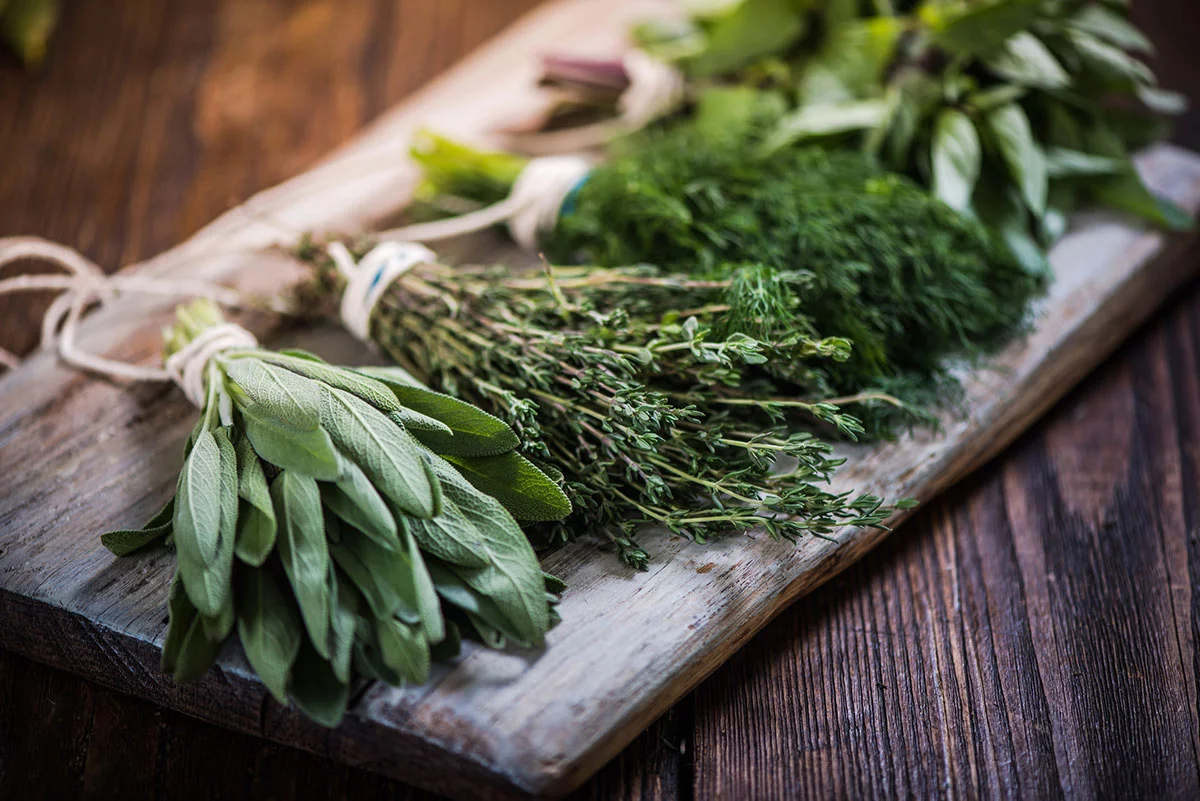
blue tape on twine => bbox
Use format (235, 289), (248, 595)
(558, 173), (591, 220)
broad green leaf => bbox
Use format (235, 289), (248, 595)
(288, 640), (349, 728)
(686, 0), (807, 78)
(1090, 170), (1194, 230)
(239, 406), (341, 481)
(423, 459), (549, 645)
(430, 620), (462, 662)
(442, 452), (572, 522)
(352, 615), (403, 684)
(543, 572), (567, 595)
(198, 426), (240, 641)
(1068, 30), (1154, 86)
(984, 32), (1069, 89)
(1044, 147), (1123, 177)
(694, 86), (787, 139)
(427, 560), (535, 648)
(101, 497), (173, 557)
(464, 612), (507, 649)
(173, 429), (230, 617)
(987, 103), (1047, 215)
(259, 353), (401, 414)
(327, 567), (359, 684)
(321, 456), (398, 549)
(1043, 101), (1083, 150)
(329, 521), (421, 622)
(1137, 85), (1187, 115)
(405, 466), (494, 569)
(224, 360), (323, 429)
(320, 386), (439, 518)
(931, 109), (981, 213)
(922, 0), (1042, 58)
(273, 471), (331, 658)
(758, 99), (888, 156)
(404, 529), (444, 644)
(233, 432), (275, 565)
(375, 617), (430, 685)
(357, 369), (520, 457)
(967, 84), (1027, 112)
(974, 179), (1051, 278)
(236, 567), (302, 705)
(1069, 4), (1153, 53)
(796, 17), (903, 105)
(162, 572), (221, 684)
(388, 408), (452, 435)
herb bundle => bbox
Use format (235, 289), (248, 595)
(104, 300), (570, 726)
(410, 120), (1045, 435)
(300, 243), (913, 568)
(526, 0), (1189, 260)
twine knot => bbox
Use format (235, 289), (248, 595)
(325, 240), (436, 341)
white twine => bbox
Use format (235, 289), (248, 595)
(0, 236), (257, 406)
(325, 239), (436, 341)
(507, 48), (686, 156)
(378, 155), (591, 251)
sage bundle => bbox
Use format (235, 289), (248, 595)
(393, 119), (1045, 436)
(102, 299), (571, 726)
(299, 241), (913, 568)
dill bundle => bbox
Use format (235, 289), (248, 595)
(299, 246), (911, 568)
(412, 121), (1047, 434)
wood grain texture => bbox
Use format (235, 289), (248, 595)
(2, 1), (1200, 801)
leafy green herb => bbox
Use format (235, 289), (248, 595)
(102, 299), (571, 727)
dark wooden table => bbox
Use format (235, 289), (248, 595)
(3, 1), (1200, 798)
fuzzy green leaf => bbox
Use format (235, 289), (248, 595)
(321, 456), (399, 549)
(442, 451), (572, 523)
(161, 572), (221, 684)
(404, 528), (444, 644)
(288, 640), (349, 728)
(259, 353), (401, 414)
(329, 521), (421, 622)
(236, 567), (302, 705)
(239, 406), (342, 481)
(173, 429), (232, 617)
(233, 432), (276, 565)
(327, 567), (359, 684)
(273, 471), (331, 658)
(375, 617), (430, 685)
(101, 497), (173, 557)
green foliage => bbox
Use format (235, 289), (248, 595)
(102, 300), (570, 727)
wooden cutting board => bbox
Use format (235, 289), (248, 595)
(2, 1), (1200, 799)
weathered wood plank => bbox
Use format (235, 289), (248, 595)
(1, 2), (1200, 799)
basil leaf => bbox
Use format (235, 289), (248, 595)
(1068, 30), (1154, 86)
(328, 567), (359, 684)
(162, 572), (221, 684)
(974, 179), (1051, 278)
(987, 103), (1047, 215)
(442, 452), (572, 522)
(923, 0), (1041, 58)
(984, 32), (1069, 89)
(101, 496), (174, 557)
(758, 99), (888, 156)
(288, 640), (349, 728)
(273, 471), (331, 658)
(1090, 170), (1194, 230)
(1044, 147), (1123, 178)
(931, 109), (981, 214)
(796, 17), (903, 105)
(236, 567), (302, 705)
(1137, 85), (1187, 115)
(321, 457), (398, 550)
(173, 429), (229, 617)
(258, 353), (401, 414)
(239, 406), (341, 481)
(233, 432), (275, 565)
(320, 386), (439, 519)
(375, 617), (430, 685)
(1069, 4), (1153, 54)
(686, 0), (807, 78)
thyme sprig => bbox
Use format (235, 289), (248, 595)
(302, 248), (913, 568)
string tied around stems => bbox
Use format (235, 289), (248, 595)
(324, 239), (436, 341)
(378, 154), (592, 250)
(0, 236), (260, 407)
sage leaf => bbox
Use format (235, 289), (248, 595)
(430, 620), (462, 662)
(321, 457), (399, 549)
(388, 408), (452, 435)
(987, 103), (1047, 215)
(102, 496), (173, 557)
(931, 109), (981, 213)
(259, 353), (401, 414)
(328, 567), (359, 684)
(233, 432), (275, 565)
(353, 616), (402, 685)
(404, 529), (444, 644)
(442, 452), (572, 522)
(375, 617), (430, 685)
(162, 572), (221, 684)
(357, 369), (520, 457)
(236, 567), (302, 705)
(173, 429), (230, 617)
(198, 426), (240, 640)
(273, 471), (331, 658)
(984, 32), (1069, 89)
(289, 640), (349, 728)
(320, 386), (439, 519)
(464, 612), (507, 649)
(225, 360), (323, 429)
(239, 406), (341, 482)
(329, 522), (421, 622)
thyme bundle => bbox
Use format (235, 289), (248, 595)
(300, 244), (913, 568)
(104, 300), (570, 725)
(411, 121), (1045, 434)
